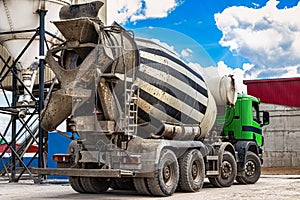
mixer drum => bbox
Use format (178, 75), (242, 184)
(133, 38), (217, 140)
(39, 15), (236, 141)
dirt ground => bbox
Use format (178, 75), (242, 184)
(262, 166), (300, 175)
(0, 173), (299, 200)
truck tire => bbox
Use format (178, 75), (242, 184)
(146, 149), (179, 196)
(69, 176), (85, 193)
(209, 151), (237, 187)
(67, 141), (86, 193)
(178, 149), (205, 192)
(237, 152), (261, 184)
(236, 175), (247, 184)
(208, 176), (222, 188)
(80, 177), (111, 193)
(133, 178), (151, 195)
(111, 178), (135, 190)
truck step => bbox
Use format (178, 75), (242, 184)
(206, 171), (219, 176)
(206, 156), (218, 161)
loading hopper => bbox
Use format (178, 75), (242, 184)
(0, 0), (71, 89)
(0, 0), (107, 90)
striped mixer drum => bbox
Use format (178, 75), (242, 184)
(41, 12), (236, 142)
(134, 38), (217, 140)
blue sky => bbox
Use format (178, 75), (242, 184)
(125, 0), (255, 67)
(108, 0), (300, 85)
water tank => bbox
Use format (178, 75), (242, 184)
(205, 75), (237, 106)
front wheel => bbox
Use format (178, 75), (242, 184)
(209, 151), (237, 187)
(236, 152), (261, 184)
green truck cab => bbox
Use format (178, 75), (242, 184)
(223, 94), (269, 146)
(221, 93), (269, 184)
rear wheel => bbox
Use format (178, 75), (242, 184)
(67, 141), (86, 193)
(80, 177), (111, 193)
(112, 178), (135, 190)
(134, 178), (151, 195)
(178, 149), (205, 192)
(237, 152), (261, 184)
(69, 176), (85, 193)
(236, 175), (247, 184)
(209, 151), (237, 187)
(146, 149), (179, 196)
(208, 175), (222, 187)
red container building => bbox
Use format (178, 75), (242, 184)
(244, 77), (300, 107)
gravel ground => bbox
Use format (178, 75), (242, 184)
(0, 175), (299, 200)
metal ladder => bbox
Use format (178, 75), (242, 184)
(125, 84), (139, 136)
(123, 45), (139, 136)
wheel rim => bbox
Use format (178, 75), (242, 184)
(245, 160), (256, 176)
(221, 160), (232, 179)
(191, 160), (201, 182)
(163, 162), (175, 186)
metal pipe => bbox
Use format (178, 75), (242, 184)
(158, 123), (201, 140)
(0, 56), (11, 79)
(45, 31), (65, 42)
(0, 29), (36, 35)
(37, 9), (47, 174)
(10, 64), (18, 182)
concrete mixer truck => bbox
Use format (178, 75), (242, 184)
(31, 1), (270, 197)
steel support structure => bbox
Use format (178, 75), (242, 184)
(0, 9), (60, 182)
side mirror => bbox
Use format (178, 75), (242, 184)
(262, 111), (269, 126)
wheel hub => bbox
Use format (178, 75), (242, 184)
(221, 161), (232, 179)
(163, 165), (171, 181)
(245, 160), (256, 176)
(192, 162), (198, 179)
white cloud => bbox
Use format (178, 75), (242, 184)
(107, 0), (142, 24)
(215, 0), (300, 79)
(107, 0), (180, 25)
(181, 48), (193, 58)
(201, 61), (248, 93)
